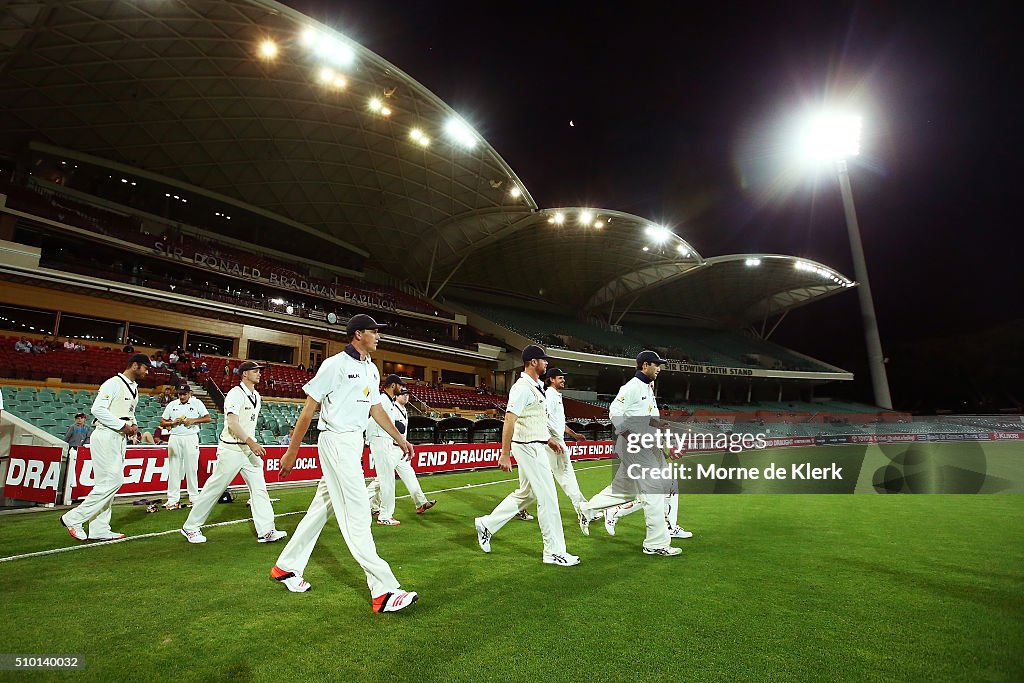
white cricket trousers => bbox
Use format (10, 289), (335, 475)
(166, 433), (201, 504)
(182, 443), (275, 536)
(276, 431), (401, 598)
(546, 441), (587, 507)
(366, 436), (428, 519)
(579, 440), (671, 549)
(477, 442), (568, 557)
(63, 426), (124, 536)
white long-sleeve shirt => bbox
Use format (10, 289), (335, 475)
(545, 386), (567, 441)
(609, 372), (659, 435)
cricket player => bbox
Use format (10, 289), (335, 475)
(60, 353), (151, 541)
(180, 360), (286, 544)
(576, 350), (680, 556)
(474, 345), (580, 566)
(366, 374), (436, 525)
(159, 384), (210, 510)
(271, 314), (419, 613)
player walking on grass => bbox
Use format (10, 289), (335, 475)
(270, 314), (419, 613)
(474, 345), (580, 567)
(366, 374), (436, 525)
(61, 354), (151, 542)
(180, 361), (286, 544)
(576, 351), (681, 556)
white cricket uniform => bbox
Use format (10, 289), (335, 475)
(580, 372), (671, 549)
(366, 393), (429, 519)
(63, 373), (139, 537)
(161, 396), (209, 504)
(544, 386), (588, 507)
(275, 345), (403, 598)
(183, 382), (277, 537)
(477, 372), (569, 558)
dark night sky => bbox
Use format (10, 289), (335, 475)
(284, 1), (1021, 403)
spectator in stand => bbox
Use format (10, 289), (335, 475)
(15, 337), (32, 353)
(63, 413), (91, 452)
(74, 342), (86, 352)
(297, 363), (305, 372)
(45, 335), (61, 350)
(191, 347), (202, 359)
(279, 426), (294, 446)
(63, 337), (76, 350)
(151, 355), (165, 369)
(31, 340), (48, 354)
(123, 342), (135, 353)
(158, 386), (175, 407)
(223, 363), (231, 380)
(198, 361), (208, 374)
(306, 364), (315, 375)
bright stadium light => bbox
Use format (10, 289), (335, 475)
(445, 118), (478, 149)
(594, 219), (604, 228)
(579, 210), (593, 226)
(642, 246), (650, 252)
(745, 258), (762, 267)
(369, 98), (382, 112)
(509, 186), (522, 198)
(676, 244), (689, 256)
(259, 40), (278, 59)
(798, 111), (862, 164)
(307, 31), (355, 67)
(645, 225), (671, 244)
(552, 212), (565, 225)
(793, 108), (890, 408)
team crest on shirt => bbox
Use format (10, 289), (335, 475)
(363, 386), (369, 397)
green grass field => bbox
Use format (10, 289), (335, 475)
(2, 460), (1022, 682)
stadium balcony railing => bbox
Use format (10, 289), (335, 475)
(4, 181), (440, 316)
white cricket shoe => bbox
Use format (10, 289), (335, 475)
(257, 529), (288, 543)
(376, 517), (401, 526)
(514, 510), (534, 521)
(642, 546), (682, 557)
(373, 590), (418, 613)
(89, 531), (126, 541)
(60, 515), (88, 542)
(604, 508), (618, 536)
(577, 509), (590, 536)
(271, 565), (311, 592)
(543, 552), (581, 567)
(669, 525), (693, 539)
(181, 528), (207, 544)
(474, 518), (492, 553)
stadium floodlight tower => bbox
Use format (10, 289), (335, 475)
(798, 110), (892, 409)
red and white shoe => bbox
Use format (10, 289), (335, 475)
(89, 531), (126, 541)
(415, 500), (437, 514)
(376, 518), (401, 526)
(271, 565), (311, 593)
(372, 590), (418, 613)
(60, 515), (88, 542)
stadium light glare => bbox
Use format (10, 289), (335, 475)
(745, 258), (762, 267)
(642, 246), (650, 252)
(579, 210), (594, 226)
(677, 244), (689, 256)
(369, 98), (382, 112)
(445, 118), (478, 149)
(552, 212), (565, 225)
(594, 220), (604, 228)
(300, 27), (317, 47)
(259, 40), (278, 59)
(798, 111), (862, 164)
(647, 225), (671, 244)
(509, 186), (522, 198)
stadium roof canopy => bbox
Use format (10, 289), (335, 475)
(0, 0), (856, 327)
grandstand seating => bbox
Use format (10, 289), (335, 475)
(0, 336), (175, 387)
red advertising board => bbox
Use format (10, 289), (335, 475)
(3, 444), (65, 504)
(66, 440), (618, 502)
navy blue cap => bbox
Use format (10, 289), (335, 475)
(544, 367), (567, 379)
(522, 344), (552, 362)
(346, 313), (388, 336)
(176, 384), (192, 394)
(636, 350), (667, 366)
(128, 353), (152, 367)
(383, 374), (405, 387)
